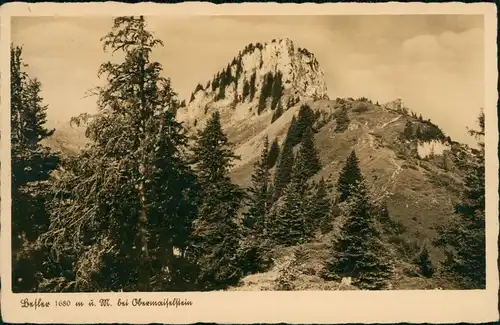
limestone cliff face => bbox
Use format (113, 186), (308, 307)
(176, 38), (329, 131)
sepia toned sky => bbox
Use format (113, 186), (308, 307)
(12, 15), (484, 145)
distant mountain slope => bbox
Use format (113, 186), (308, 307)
(41, 120), (89, 156)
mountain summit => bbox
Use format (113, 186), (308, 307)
(176, 38), (329, 130)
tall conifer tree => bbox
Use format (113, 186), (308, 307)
(257, 72), (274, 114)
(244, 136), (271, 233)
(310, 178), (332, 234)
(273, 141), (294, 200)
(249, 72), (257, 101)
(337, 150), (363, 202)
(271, 101), (284, 123)
(42, 17), (198, 292)
(273, 116), (300, 199)
(270, 71), (283, 110)
(11, 44), (60, 292)
(321, 180), (393, 289)
(435, 109), (485, 289)
(414, 243), (434, 278)
(284, 115), (300, 147)
(190, 111), (244, 289)
(295, 127), (321, 181)
(335, 107), (350, 132)
(267, 138), (280, 169)
(271, 167), (308, 246)
(282, 130), (322, 240)
(242, 80), (250, 101)
(295, 104), (316, 137)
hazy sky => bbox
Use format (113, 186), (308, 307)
(12, 15), (484, 145)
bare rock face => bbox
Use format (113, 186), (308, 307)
(176, 38), (329, 131)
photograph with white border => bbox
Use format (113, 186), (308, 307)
(0, 2), (498, 324)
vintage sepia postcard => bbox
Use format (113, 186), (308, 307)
(0, 2), (498, 324)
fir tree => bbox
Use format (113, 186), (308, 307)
(294, 127), (321, 181)
(280, 104), (316, 148)
(295, 104), (316, 140)
(216, 83), (226, 101)
(273, 248), (306, 290)
(242, 79), (250, 101)
(245, 136), (274, 240)
(336, 150), (363, 203)
(257, 92), (267, 114)
(403, 121), (413, 139)
(286, 139), (320, 240)
(234, 60), (242, 85)
(272, 115), (307, 199)
(321, 180), (393, 289)
(42, 17), (198, 292)
(435, 109), (485, 289)
(271, 139), (324, 244)
(11, 44), (60, 292)
(212, 72), (219, 91)
(311, 178), (333, 234)
(244, 136), (271, 233)
(191, 111), (238, 184)
(335, 107), (350, 132)
(414, 243), (434, 278)
(271, 167), (308, 246)
(271, 101), (284, 123)
(225, 64), (233, 83)
(11, 46), (56, 153)
(249, 72), (257, 101)
(257, 72), (274, 114)
(216, 69), (228, 101)
(190, 111), (244, 289)
(415, 125), (423, 139)
(265, 72), (274, 94)
(375, 201), (392, 227)
(284, 115), (301, 148)
(442, 155), (449, 171)
(270, 71), (283, 110)
(194, 83), (204, 93)
(273, 136), (294, 199)
(267, 137), (280, 169)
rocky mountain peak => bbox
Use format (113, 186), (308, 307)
(176, 38), (329, 129)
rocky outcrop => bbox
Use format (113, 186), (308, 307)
(176, 38), (329, 131)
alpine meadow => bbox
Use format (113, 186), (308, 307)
(9, 15), (487, 293)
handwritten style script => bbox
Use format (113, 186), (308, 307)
(20, 297), (194, 310)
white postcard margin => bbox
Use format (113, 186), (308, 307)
(0, 2), (498, 324)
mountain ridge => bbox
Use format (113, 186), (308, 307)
(176, 38), (328, 131)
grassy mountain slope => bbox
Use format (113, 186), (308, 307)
(226, 98), (468, 290)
